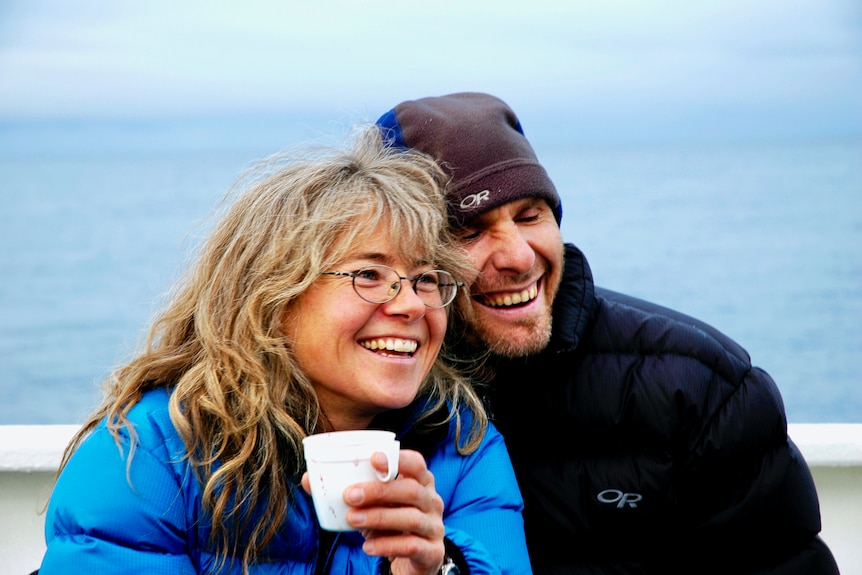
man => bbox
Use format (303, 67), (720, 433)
(376, 92), (839, 574)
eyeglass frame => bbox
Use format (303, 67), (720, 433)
(320, 264), (464, 308)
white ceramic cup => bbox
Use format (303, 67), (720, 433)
(302, 430), (400, 531)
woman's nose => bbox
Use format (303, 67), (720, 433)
(381, 281), (427, 319)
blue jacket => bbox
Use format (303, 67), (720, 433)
(40, 388), (532, 574)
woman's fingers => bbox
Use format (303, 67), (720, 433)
(302, 447), (447, 573)
(346, 450), (441, 518)
(344, 449), (446, 573)
(371, 449), (434, 486)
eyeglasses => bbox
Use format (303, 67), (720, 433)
(321, 264), (463, 308)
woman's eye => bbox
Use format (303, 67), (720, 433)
(356, 269), (381, 281)
(416, 273), (439, 286)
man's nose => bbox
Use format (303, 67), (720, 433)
(488, 223), (535, 273)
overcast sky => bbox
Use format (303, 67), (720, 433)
(1, 0), (861, 144)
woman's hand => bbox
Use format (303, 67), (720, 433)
(302, 448), (446, 575)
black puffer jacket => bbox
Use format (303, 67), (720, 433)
(481, 243), (839, 575)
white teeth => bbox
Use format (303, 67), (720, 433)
(486, 285), (538, 308)
(360, 338), (418, 354)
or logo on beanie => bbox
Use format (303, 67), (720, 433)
(459, 190), (491, 211)
(376, 92), (562, 226)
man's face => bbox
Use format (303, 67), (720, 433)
(455, 197), (564, 357)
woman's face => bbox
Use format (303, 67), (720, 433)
(286, 233), (448, 431)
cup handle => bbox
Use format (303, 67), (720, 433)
(375, 441), (400, 482)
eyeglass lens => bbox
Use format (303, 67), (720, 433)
(353, 265), (457, 308)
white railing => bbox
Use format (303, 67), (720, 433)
(2, 424), (861, 574)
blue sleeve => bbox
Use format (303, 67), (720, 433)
(40, 423), (198, 575)
(430, 421), (533, 575)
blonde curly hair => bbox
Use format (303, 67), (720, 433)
(56, 126), (485, 573)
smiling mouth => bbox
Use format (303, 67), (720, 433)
(359, 338), (418, 357)
(475, 283), (539, 308)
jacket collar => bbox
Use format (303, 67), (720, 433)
(547, 243), (596, 354)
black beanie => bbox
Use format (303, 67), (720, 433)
(376, 92), (562, 227)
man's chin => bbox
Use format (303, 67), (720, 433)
(472, 311), (553, 358)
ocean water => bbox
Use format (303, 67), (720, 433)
(1, 136), (860, 424)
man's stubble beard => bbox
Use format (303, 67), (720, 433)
(454, 244), (564, 359)
(462, 271), (560, 358)
(472, 308), (553, 358)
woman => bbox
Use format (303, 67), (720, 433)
(38, 127), (531, 575)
